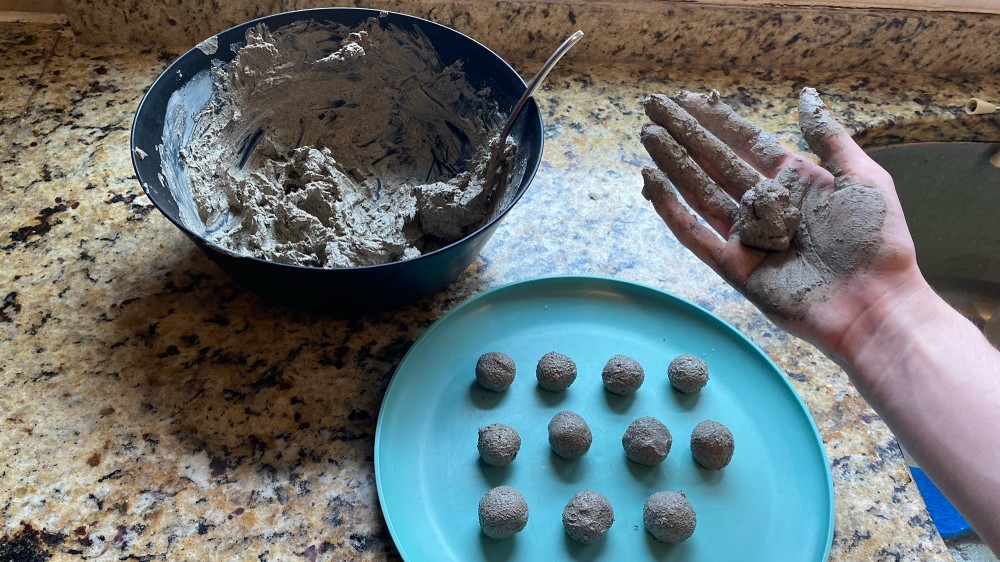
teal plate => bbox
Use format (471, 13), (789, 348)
(375, 276), (833, 561)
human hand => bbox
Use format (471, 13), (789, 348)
(640, 89), (927, 356)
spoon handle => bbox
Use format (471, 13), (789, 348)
(498, 30), (584, 142)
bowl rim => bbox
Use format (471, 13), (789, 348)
(130, 6), (544, 272)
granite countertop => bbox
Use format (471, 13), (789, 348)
(3, 14), (1000, 561)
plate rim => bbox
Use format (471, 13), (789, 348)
(374, 274), (834, 560)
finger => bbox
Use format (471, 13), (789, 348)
(644, 93), (761, 198)
(774, 159), (817, 208)
(676, 90), (791, 177)
(640, 123), (737, 236)
(642, 167), (727, 272)
(797, 88), (886, 181)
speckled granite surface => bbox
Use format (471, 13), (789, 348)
(61, 0), (1000, 75)
(4, 19), (1000, 561)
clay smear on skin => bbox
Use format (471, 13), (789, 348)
(798, 87), (848, 176)
(165, 18), (513, 268)
(746, 181), (887, 318)
(754, 88), (891, 315)
(640, 89), (889, 319)
(644, 94), (760, 197)
(643, 92), (800, 251)
(675, 90), (786, 173)
(640, 123), (737, 230)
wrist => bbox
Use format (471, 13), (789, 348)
(825, 274), (988, 408)
(821, 274), (1000, 553)
(824, 274), (941, 396)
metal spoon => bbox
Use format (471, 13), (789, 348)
(482, 30), (584, 220)
(498, 30), (585, 143)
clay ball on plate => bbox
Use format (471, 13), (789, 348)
(478, 423), (521, 467)
(643, 491), (697, 544)
(476, 352), (516, 392)
(548, 410), (592, 459)
(690, 419), (735, 470)
(602, 354), (645, 395)
(478, 485), (529, 539)
(668, 354), (709, 394)
(536, 351), (577, 392)
(562, 490), (614, 544)
(622, 416), (672, 465)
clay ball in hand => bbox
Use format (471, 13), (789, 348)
(562, 490), (614, 544)
(548, 411), (592, 459)
(643, 491), (697, 544)
(602, 354), (645, 395)
(479, 486), (529, 539)
(622, 416), (672, 465)
(478, 423), (521, 467)
(690, 419), (735, 470)
(476, 352), (516, 392)
(536, 351), (577, 392)
(668, 354), (709, 394)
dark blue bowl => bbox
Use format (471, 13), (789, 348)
(131, 8), (543, 315)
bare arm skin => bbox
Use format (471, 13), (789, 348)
(640, 88), (1000, 553)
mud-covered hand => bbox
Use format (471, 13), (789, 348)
(640, 89), (924, 356)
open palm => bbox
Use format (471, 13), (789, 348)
(640, 89), (925, 352)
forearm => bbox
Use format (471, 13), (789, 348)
(636, 86), (1000, 548)
(831, 278), (1000, 552)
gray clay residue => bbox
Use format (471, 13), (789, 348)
(639, 122), (738, 225)
(740, 88), (889, 319)
(562, 490), (615, 544)
(690, 419), (735, 470)
(736, 177), (802, 252)
(744, 176), (888, 319)
(675, 90), (786, 172)
(638, 88), (891, 321)
(478, 423), (521, 467)
(643, 93), (759, 195)
(195, 35), (218, 55)
(602, 354), (645, 396)
(548, 411), (592, 459)
(643, 93), (795, 252)
(668, 354), (709, 394)
(643, 491), (697, 544)
(476, 352), (516, 392)
(165, 18), (515, 268)
(479, 486), (529, 539)
(622, 416), (672, 466)
(798, 87), (848, 175)
(536, 352), (578, 392)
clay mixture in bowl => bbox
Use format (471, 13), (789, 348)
(159, 17), (515, 268)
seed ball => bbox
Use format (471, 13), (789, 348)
(602, 354), (645, 395)
(536, 351), (577, 392)
(478, 486), (529, 539)
(476, 352), (516, 392)
(643, 491), (697, 544)
(562, 490), (614, 544)
(548, 411), (592, 459)
(622, 416), (672, 465)
(477, 424), (521, 467)
(668, 354), (709, 394)
(690, 420), (735, 470)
